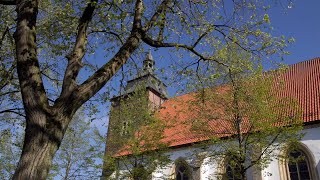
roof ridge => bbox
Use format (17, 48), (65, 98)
(169, 57), (320, 97)
(288, 57), (320, 66)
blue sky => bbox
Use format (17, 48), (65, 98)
(142, 1), (320, 97)
(80, 2), (320, 178)
(93, 0), (320, 134)
(269, 0), (320, 64)
(90, 0), (320, 99)
(70, 2), (320, 179)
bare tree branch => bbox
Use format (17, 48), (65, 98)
(0, 0), (16, 5)
(133, 0), (143, 30)
(0, 108), (25, 117)
(59, 0), (98, 101)
(67, 0), (145, 111)
(157, 7), (166, 42)
(89, 30), (124, 44)
(0, 26), (10, 48)
(214, 27), (257, 54)
(244, 131), (281, 171)
(0, 90), (20, 97)
(0, 62), (16, 91)
(192, 31), (209, 48)
(41, 72), (60, 84)
(141, 32), (228, 67)
(142, 0), (171, 32)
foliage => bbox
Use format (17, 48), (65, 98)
(0, 128), (23, 179)
(0, 110), (104, 179)
(105, 85), (170, 179)
(48, 110), (105, 180)
(0, 0), (295, 178)
(0, 0), (294, 109)
(184, 47), (303, 179)
(0, 5), (24, 143)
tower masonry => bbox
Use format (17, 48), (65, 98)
(117, 51), (168, 109)
(101, 51), (168, 179)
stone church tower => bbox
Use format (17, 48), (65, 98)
(101, 51), (168, 179)
(118, 51), (168, 109)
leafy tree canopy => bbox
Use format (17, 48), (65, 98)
(0, 0), (294, 179)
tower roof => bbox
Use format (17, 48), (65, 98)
(143, 51), (155, 74)
(113, 51), (168, 100)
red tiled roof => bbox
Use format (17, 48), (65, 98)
(277, 58), (320, 122)
(116, 58), (320, 156)
(158, 57), (320, 148)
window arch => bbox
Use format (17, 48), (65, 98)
(132, 164), (149, 180)
(223, 156), (241, 180)
(279, 143), (318, 180)
(175, 158), (192, 180)
(287, 149), (311, 179)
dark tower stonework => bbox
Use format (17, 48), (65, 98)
(101, 51), (168, 179)
(121, 51), (168, 108)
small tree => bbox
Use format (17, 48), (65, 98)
(0, 128), (23, 179)
(184, 48), (303, 180)
(105, 85), (170, 180)
(48, 110), (105, 180)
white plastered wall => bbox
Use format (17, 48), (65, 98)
(116, 126), (320, 180)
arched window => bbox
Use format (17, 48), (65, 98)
(279, 143), (318, 180)
(287, 149), (311, 180)
(175, 159), (192, 180)
(224, 157), (241, 180)
(132, 164), (149, 180)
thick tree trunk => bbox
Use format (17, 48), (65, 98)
(11, 0), (65, 179)
(11, 0), (142, 178)
(12, 112), (70, 180)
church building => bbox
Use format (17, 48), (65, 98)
(102, 54), (320, 180)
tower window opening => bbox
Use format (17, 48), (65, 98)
(121, 121), (130, 135)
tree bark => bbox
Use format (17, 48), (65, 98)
(64, 153), (72, 180)
(12, 113), (71, 180)
(11, 0), (62, 179)
(11, 0), (146, 178)
(11, 1), (75, 178)
(239, 164), (247, 180)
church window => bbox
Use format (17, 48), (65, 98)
(224, 159), (241, 180)
(279, 143), (318, 180)
(175, 159), (192, 180)
(287, 150), (311, 180)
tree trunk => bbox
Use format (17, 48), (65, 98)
(11, 0), (65, 179)
(11, 0), (142, 178)
(239, 164), (247, 180)
(240, 172), (247, 180)
(12, 112), (70, 180)
(63, 140), (74, 180)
